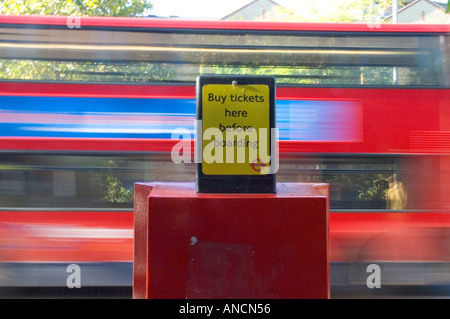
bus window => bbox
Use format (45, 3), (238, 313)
(277, 155), (437, 211)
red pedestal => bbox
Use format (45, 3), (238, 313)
(133, 182), (329, 299)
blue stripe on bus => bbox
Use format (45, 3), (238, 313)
(0, 96), (360, 142)
(0, 96), (196, 115)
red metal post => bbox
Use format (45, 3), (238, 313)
(133, 182), (329, 299)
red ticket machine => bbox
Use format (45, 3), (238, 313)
(133, 182), (329, 299)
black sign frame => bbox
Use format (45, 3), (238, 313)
(196, 75), (276, 193)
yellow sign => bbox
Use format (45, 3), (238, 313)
(201, 84), (271, 175)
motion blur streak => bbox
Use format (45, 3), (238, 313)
(0, 15), (448, 298)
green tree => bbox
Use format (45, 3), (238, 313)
(273, 0), (393, 23)
(97, 160), (133, 204)
(325, 0), (392, 23)
(0, 0), (152, 17)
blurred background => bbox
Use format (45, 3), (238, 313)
(0, 0), (449, 298)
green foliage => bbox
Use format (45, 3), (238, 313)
(322, 173), (389, 203)
(295, 159), (392, 207)
(446, 0), (450, 14)
(326, 0), (392, 22)
(0, 59), (176, 83)
(206, 64), (396, 86)
(356, 174), (390, 202)
(103, 175), (133, 203)
(98, 160), (133, 204)
(0, 0), (152, 17)
(276, 0), (393, 23)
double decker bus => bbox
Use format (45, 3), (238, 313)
(0, 15), (448, 297)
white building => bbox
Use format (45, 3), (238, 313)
(221, 0), (293, 21)
(385, 0), (450, 23)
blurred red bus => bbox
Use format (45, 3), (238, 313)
(0, 15), (449, 296)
